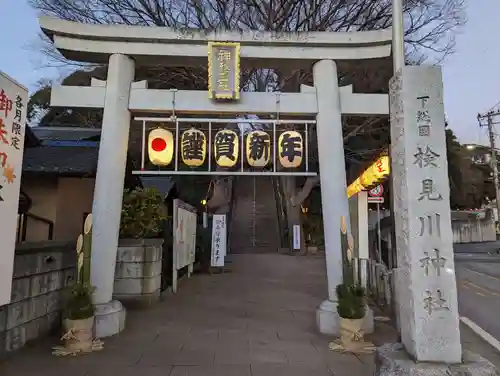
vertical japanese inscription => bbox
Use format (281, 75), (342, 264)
(414, 91), (451, 317)
(208, 42), (241, 100)
(0, 86), (24, 203)
(0, 72), (28, 306)
(214, 218), (221, 263)
(416, 95), (431, 137)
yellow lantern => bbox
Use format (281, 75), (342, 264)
(181, 128), (206, 167)
(346, 155), (391, 197)
(278, 130), (303, 168)
(246, 130), (270, 167)
(347, 178), (364, 198)
(148, 128), (174, 166)
(214, 129), (239, 167)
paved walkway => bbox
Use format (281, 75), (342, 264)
(0, 254), (373, 376)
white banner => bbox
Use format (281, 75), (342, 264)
(0, 72), (28, 305)
(173, 199), (197, 270)
(211, 214), (227, 267)
(293, 224), (301, 250)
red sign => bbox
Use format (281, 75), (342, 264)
(369, 185), (384, 197)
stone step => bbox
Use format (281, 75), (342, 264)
(229, 176), (281, 253)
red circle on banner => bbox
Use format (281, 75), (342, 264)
(152, 137), (167, 152)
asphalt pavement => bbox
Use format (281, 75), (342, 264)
(454, 241), (500, 341)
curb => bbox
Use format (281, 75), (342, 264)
(460, 316), (500, 353)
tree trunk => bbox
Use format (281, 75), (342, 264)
(290, 176), (320, 207)
(207, 177), (232, 214)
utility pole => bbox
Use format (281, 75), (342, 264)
(477, 109), (500, 223)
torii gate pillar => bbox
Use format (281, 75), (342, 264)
(91, 53), (135, 338)
(313, 60), (374, 335)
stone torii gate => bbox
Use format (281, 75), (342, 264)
(40, 15), (500, 375)
(40, 16), (391, 339)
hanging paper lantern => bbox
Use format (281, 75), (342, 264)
(181, 127), (207, 167)
(148, 128), (174, 166)
(214, 129), (239, 167)
(246, 130), (270, 167)
(278, 130), (303, 168)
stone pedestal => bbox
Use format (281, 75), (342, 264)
(113, 238), (163, 308)
(317, 300), (374, 336)
(94, 300), (126, 338)
(376, 343), (499, 376)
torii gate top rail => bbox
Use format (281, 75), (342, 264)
(39, 16), (392, 66)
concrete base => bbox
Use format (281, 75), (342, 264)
(316, 299), (374, 336)
(115, 289), (161, 309)
(376, 343), (499, 376)
(93, 300), (126, 338)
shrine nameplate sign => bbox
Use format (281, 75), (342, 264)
(208, 42), (241, 101)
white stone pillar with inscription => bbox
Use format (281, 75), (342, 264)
(313, 60), (351, 335)
(390, 66), (461, 363)
(91, 53), (135, 338)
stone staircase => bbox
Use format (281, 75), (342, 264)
(229, 176), (281, 253)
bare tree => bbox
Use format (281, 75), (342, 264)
(31, 0), (465, 60)
(30, 0), (465, 250)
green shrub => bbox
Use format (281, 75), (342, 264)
(64, 283), (95, 320)
(336, 283), (366, 319)
(120, 187), (168, 239)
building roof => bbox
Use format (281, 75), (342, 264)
(31, 126), (101, 142)
(22, 146), (98, 176)
(139, 177), (176, 199)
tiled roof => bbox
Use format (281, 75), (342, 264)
(31, 126), (101, 142)
(139, 177), (176, 198)
(22, 146), (99, 176)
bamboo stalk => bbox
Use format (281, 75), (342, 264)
(82, 214), (93, 285)
(76, 234), (84, 284)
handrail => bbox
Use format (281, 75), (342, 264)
(19, 212), (54, 242)
(272, 177), (288, 248)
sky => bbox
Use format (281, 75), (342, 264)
(1, 0), (499, 146)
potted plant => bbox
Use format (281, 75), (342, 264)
(336, 283), (367, 349)
(330, 215), (375, 353)
(61, 282), (95, 352)
(53, 214), (103, 356)
(115, 187), (168, 304)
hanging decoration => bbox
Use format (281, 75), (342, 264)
(278, 130), (303, 168)
(214, 129), (239, 167)
(246, 130), (270, 167)
(181, 128), (207, 167)
(148, 128), (174, 166)
(347, 155), (390, 197)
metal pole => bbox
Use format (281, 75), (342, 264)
(377, 202), (382, 263)
(305, 123), (309, 172)
(174, 120), (180, 171)
(141, 120), (146, 170)
(487, 114), (500, 223)
(240, 126), (244, 172)
(208, 122), (212, 172)
(273, 121), (277, 173)
(392, 0), (405, 73)
(478, 110), (500, 224)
